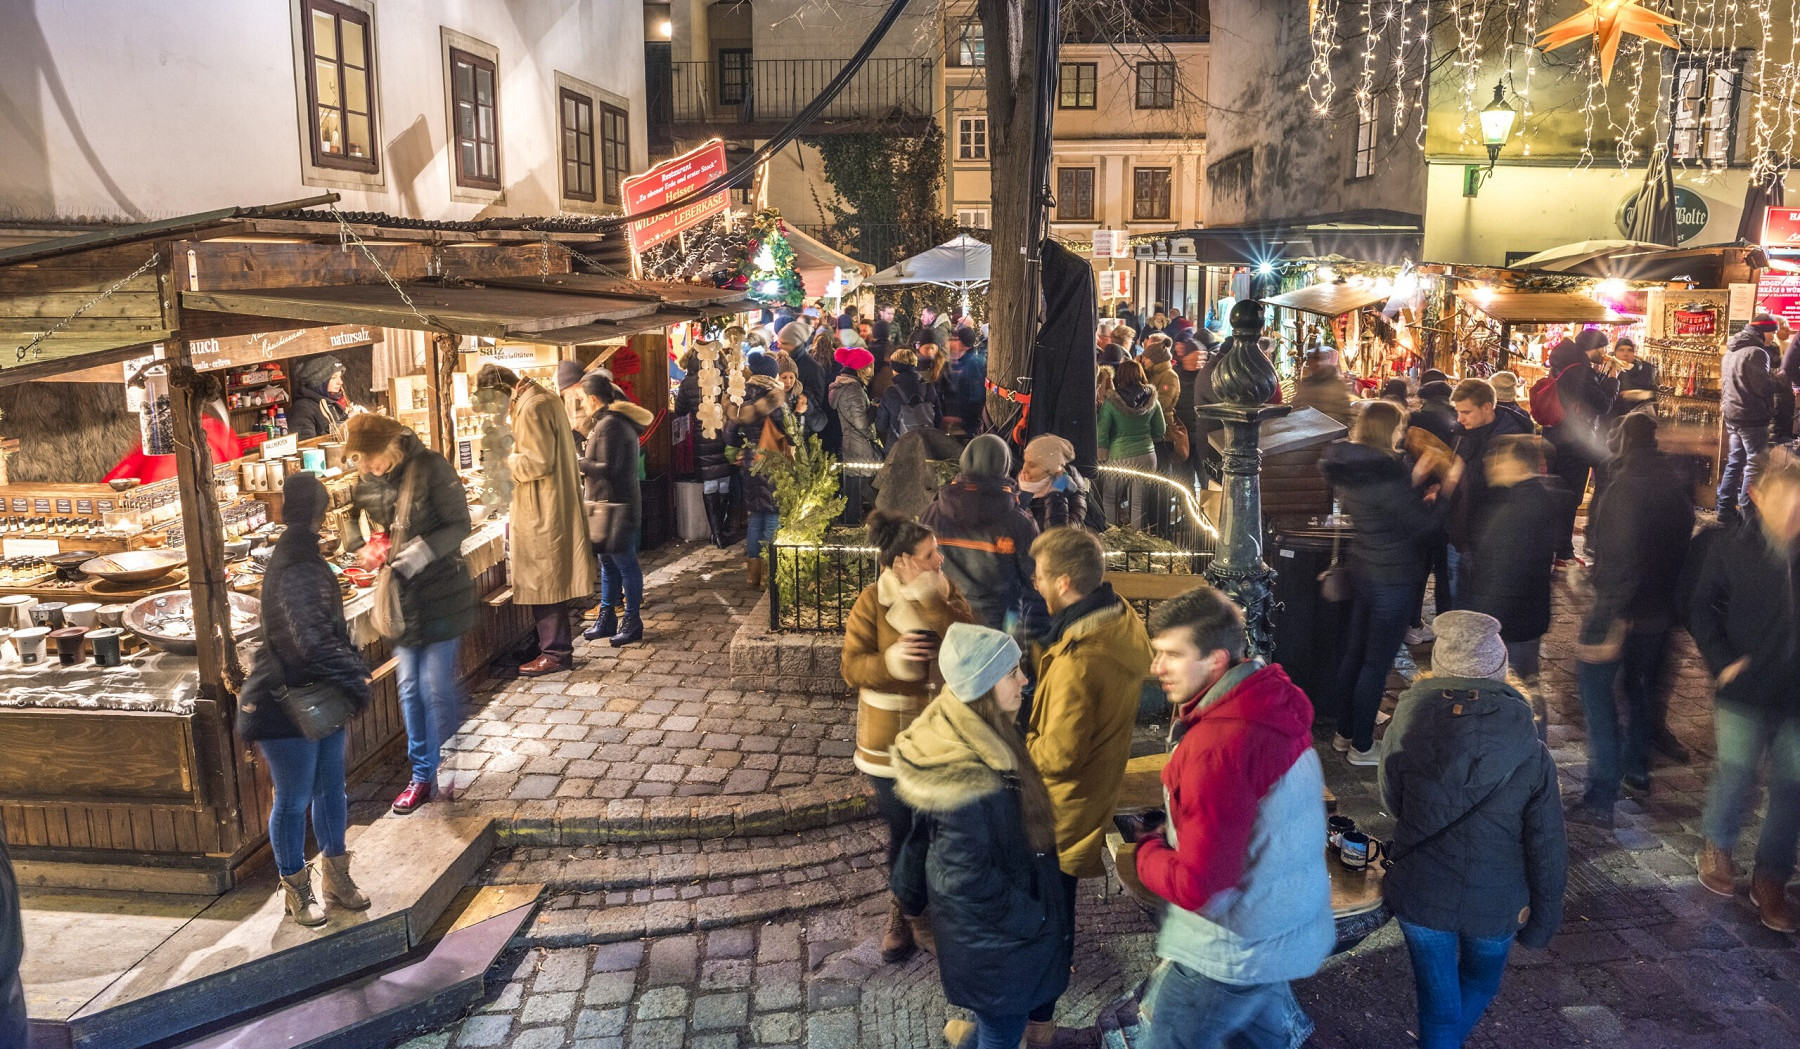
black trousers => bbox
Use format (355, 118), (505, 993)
(532, 602), (572, 661)
(869, 773), (915, 881)
(1028, 870), (1081, 1023)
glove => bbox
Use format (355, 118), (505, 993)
(389, 537), (434, 580)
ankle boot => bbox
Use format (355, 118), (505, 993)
(609, 613), (644, 647)
(942, 1019), (976, 1049)
(906, 908), (937, 956)
(1752, 871), (1797, 932)
(880, 895), (915, 963)
(746, 558), (765, 590)
(584, 607), (618, 641)
(319, 853), (372, 910)
(280, 869), (327, 927)
(1025, 1020), (1058, 1048)
(705, 493), (730, 548)
(1698, 841), (1737, 897)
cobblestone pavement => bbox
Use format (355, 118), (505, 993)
(396, 550), (1800, 1049)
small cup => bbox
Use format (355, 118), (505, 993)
(50, 626), (87, 666)
(14, 626), (49, 665)
(32, 601), (66, 630)
(86, 628), (124, 668)
(64, 602), (101, 629)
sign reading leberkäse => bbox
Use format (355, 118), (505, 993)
(622, 140), (730, 255)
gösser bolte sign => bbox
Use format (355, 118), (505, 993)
(622, 140), (731, 255)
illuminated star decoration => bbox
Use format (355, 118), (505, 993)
(1536, 0), (1681, 84)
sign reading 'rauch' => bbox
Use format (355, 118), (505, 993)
(621, 140), (731, 256)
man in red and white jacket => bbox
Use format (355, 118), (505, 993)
(1133, 586), (1334, 1049)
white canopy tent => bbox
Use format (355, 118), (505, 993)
(867, 234), (991, 316)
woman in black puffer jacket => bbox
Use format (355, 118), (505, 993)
(239, 472), (373, 929)
(578, 372), (652, 647)
(1320, 399), (1455, 765)
(343, 414), (476, 816)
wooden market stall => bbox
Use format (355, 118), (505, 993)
(0, 198), (745, 891)
(1261, 282), (1397, 381)
(1450, 288), (1642, 388)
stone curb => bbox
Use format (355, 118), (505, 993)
(728, 593), (851, 695)
(482, 823), (887, 892)
(521, 866), (888, 947)
(484, 777), (876, 847)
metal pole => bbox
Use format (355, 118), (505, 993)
(1197, 300), (1291, 659)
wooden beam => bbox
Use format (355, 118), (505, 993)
(181, 284), (661, 337)
(185, 240), (566, 291)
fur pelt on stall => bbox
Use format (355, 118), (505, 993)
(0, 381), (141, 483)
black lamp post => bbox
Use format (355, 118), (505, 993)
(1197, 299), (1290, 658)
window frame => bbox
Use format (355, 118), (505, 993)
(1056, 167), (1096, 222)
(717, 48), (753, 107)
(1668, 50), (1747, 165)
(957, 115), (989, 161)
(1134, 62), (1177, 110)
(301, 0), (379, 174)
(955, 20), (986, 68)
(599, 102), (629, 206)
(1058, 62), (1097, 109)
(1351, 107), (1377, 180)
(449, 45), (502, 190)
(956, 207), (991, 230)
(1132, 166), (1172, 221)
(558, 86), (597, 203)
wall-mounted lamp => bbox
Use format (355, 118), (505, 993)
(1464, 82), (1518, 197)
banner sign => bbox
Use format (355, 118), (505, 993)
(622, 140), (731, 255)
(1756, 273), (1800, 327)
(1764, 206), (1800, 254)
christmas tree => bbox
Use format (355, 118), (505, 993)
(741, 209), (805, 308)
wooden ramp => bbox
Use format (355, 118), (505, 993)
(24, 811), (501, 1049)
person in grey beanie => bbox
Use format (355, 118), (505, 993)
(1380, 609), (1567, 1049)
(922, 435), (1041, 631)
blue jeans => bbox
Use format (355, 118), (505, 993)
(745, 510), (779, 559)
(1399, 921), (1515, 1049)
(1577, 627), (1666, 807)
(1718, 422), (1771, 514)
(599, 535), (643, 616)
(396, 637), (462, 785)
(973, 1012), (1028, 1049)
(1138, 960), (1312, 1049)
(1446, 544), (1472, 612)
(1336, 577), (1416, 752)
(257, 730), (349, 878)
(1703, 703), (1800, 881)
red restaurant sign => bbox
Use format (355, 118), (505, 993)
(1757, 273), (1800, 327)
(1763, 206), (1800, 253)
(621, 140), (730, 255)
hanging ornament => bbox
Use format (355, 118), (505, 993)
(1536, 0), (1681, 84)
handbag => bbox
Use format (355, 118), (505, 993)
(1317, 523), (1352, 603)
(368, 461), (419, 642)
(586, 499), (631, 551)
(1382, 747), (1520, 871)
(1169, 415), (1191, 463)
(279, 678), (358, 741)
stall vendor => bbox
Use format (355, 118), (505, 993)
(1612, 337), (1658, 414)
(291, 355), (356, 439)
(104, 373), (252, 484)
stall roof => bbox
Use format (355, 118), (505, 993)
(1456, 289), (1640, 324)
(1261, 283), (1390, 317)
(869, 235), (991, 287)
(785, 226), (873, 298)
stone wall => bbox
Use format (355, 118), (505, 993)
(729, 594), (848, 696)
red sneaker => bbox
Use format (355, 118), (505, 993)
(392, 780), (434, 814)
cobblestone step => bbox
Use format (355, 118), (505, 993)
(469, 774), (875, 847)
(520, 864), (889, 947)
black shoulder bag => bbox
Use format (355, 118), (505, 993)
(270, 572), (358, 741)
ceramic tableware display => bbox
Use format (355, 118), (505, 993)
(86, 628), (124, 667)
(64, 602), (101, 628)
(14, 626), (49, 665)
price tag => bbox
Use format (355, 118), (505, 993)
(32, 499), (50, 514)
(96, 499), (116, 513)
(9, 499), (25, 513)
(54, 499), (72, 515)
(3, 538), (61, 558)
(458, 439), (475, 470)
(75, 499), (94, 515)
(262, 434), (299, 460)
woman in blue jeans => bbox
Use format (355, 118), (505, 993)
(1320, 400), (1455, 766)
(1380, 610), (1567, 1048)
(345, 414), (476, 815)
(578, 371), (652, 646)
(238, 473), (374, 927)
(730, 351), (790, 590)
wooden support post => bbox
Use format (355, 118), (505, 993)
(427, 332), (458, 455)
(1498, 321), (1512, 371)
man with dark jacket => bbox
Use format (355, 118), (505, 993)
(1380, 610), (1566, 1047)
(1543, 333), (1618, 561)
(1465, 436), (1569, 688)
(1135, 586), (1333, 1048)
(1611, 337), (1658, 415)
(922, 435), (1040, 631)
(1690, 452), (1800, 932)
(1718, 314), (1786, 524)
(1571, 415), (1694, 826)
(941, 326), (988, 435)
(1447, 378), (1530, 608)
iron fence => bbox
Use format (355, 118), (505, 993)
(669, 58), (935, 127)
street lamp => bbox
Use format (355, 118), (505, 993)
(1465, 81), (1518, 197)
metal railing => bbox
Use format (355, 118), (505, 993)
(669, 57), (935, 126)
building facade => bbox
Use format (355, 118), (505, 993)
(0, 0), (649, 230)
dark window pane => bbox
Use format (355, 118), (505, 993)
(304, 2), (378, 172)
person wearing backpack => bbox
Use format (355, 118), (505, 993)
(1380, 610), (1568, 1049)
(876, 347), (942, 448)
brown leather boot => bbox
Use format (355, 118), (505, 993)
(746, 558), (765, 590)
(906, 908), (937, 956)
(1026, 1019), (1059, 1047)
(279, 869), (326, 928)
(880, 895), (915, 963)
(1751, 871), (1797, 932)
(1698, 841), (1737, 897)
(319, 853), (371, 910)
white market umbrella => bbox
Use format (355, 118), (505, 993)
(1510, 239), (1670, 273)
(867, 234), (992, 290)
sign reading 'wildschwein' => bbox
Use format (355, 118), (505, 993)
(622, 139), (731, 255)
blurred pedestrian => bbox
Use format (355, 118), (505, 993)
(1097, 359), (1167, 529)
(1466, 436), (1566, 690)
(1381, 610), (1567, 1049)
(728, 352), (790, 589)
(577, 372), (651, 647)
(891, 623), (1071, 1049)
(1294, 350), (1355, 428)
(1542, 332), (1616, 562)
(1718, 314), (1786, 526)
(923, 435), (1040, 631)
(942, 326), (988, 435)
(1446, 378), (1530, 610)
(842, 513), (975, 962)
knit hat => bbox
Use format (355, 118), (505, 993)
(343, 412), (409, 455)
(746, 351), (780, 379)
(282, 470), (329, 532)
(777, 321), (810, 350)
(1574, 327), (1611, 353)
(917, 327), (941, 347)
(1490, 371), (1519, 401)
(1141, 342), (1172, 365)
(1022, 434), (1075, 475)
(1430, 610), (1508, 680)
(953, 325), (980, 349)
(1420, 368), (1450, 385)
(1418, 380), (1453, 402)
(834, 346), (874, 372)
(960, 434), (1011, 478)
(775, 352), (798, 377)
(939, 622), (1022, 703)
(1751, 312), (1781, 333)
(555, 359), (585, 392)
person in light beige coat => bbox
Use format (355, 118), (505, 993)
(482, 364), (596, 675)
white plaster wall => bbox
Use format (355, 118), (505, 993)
(747, 0), (937, 62)
(0, 0), (646, 224)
